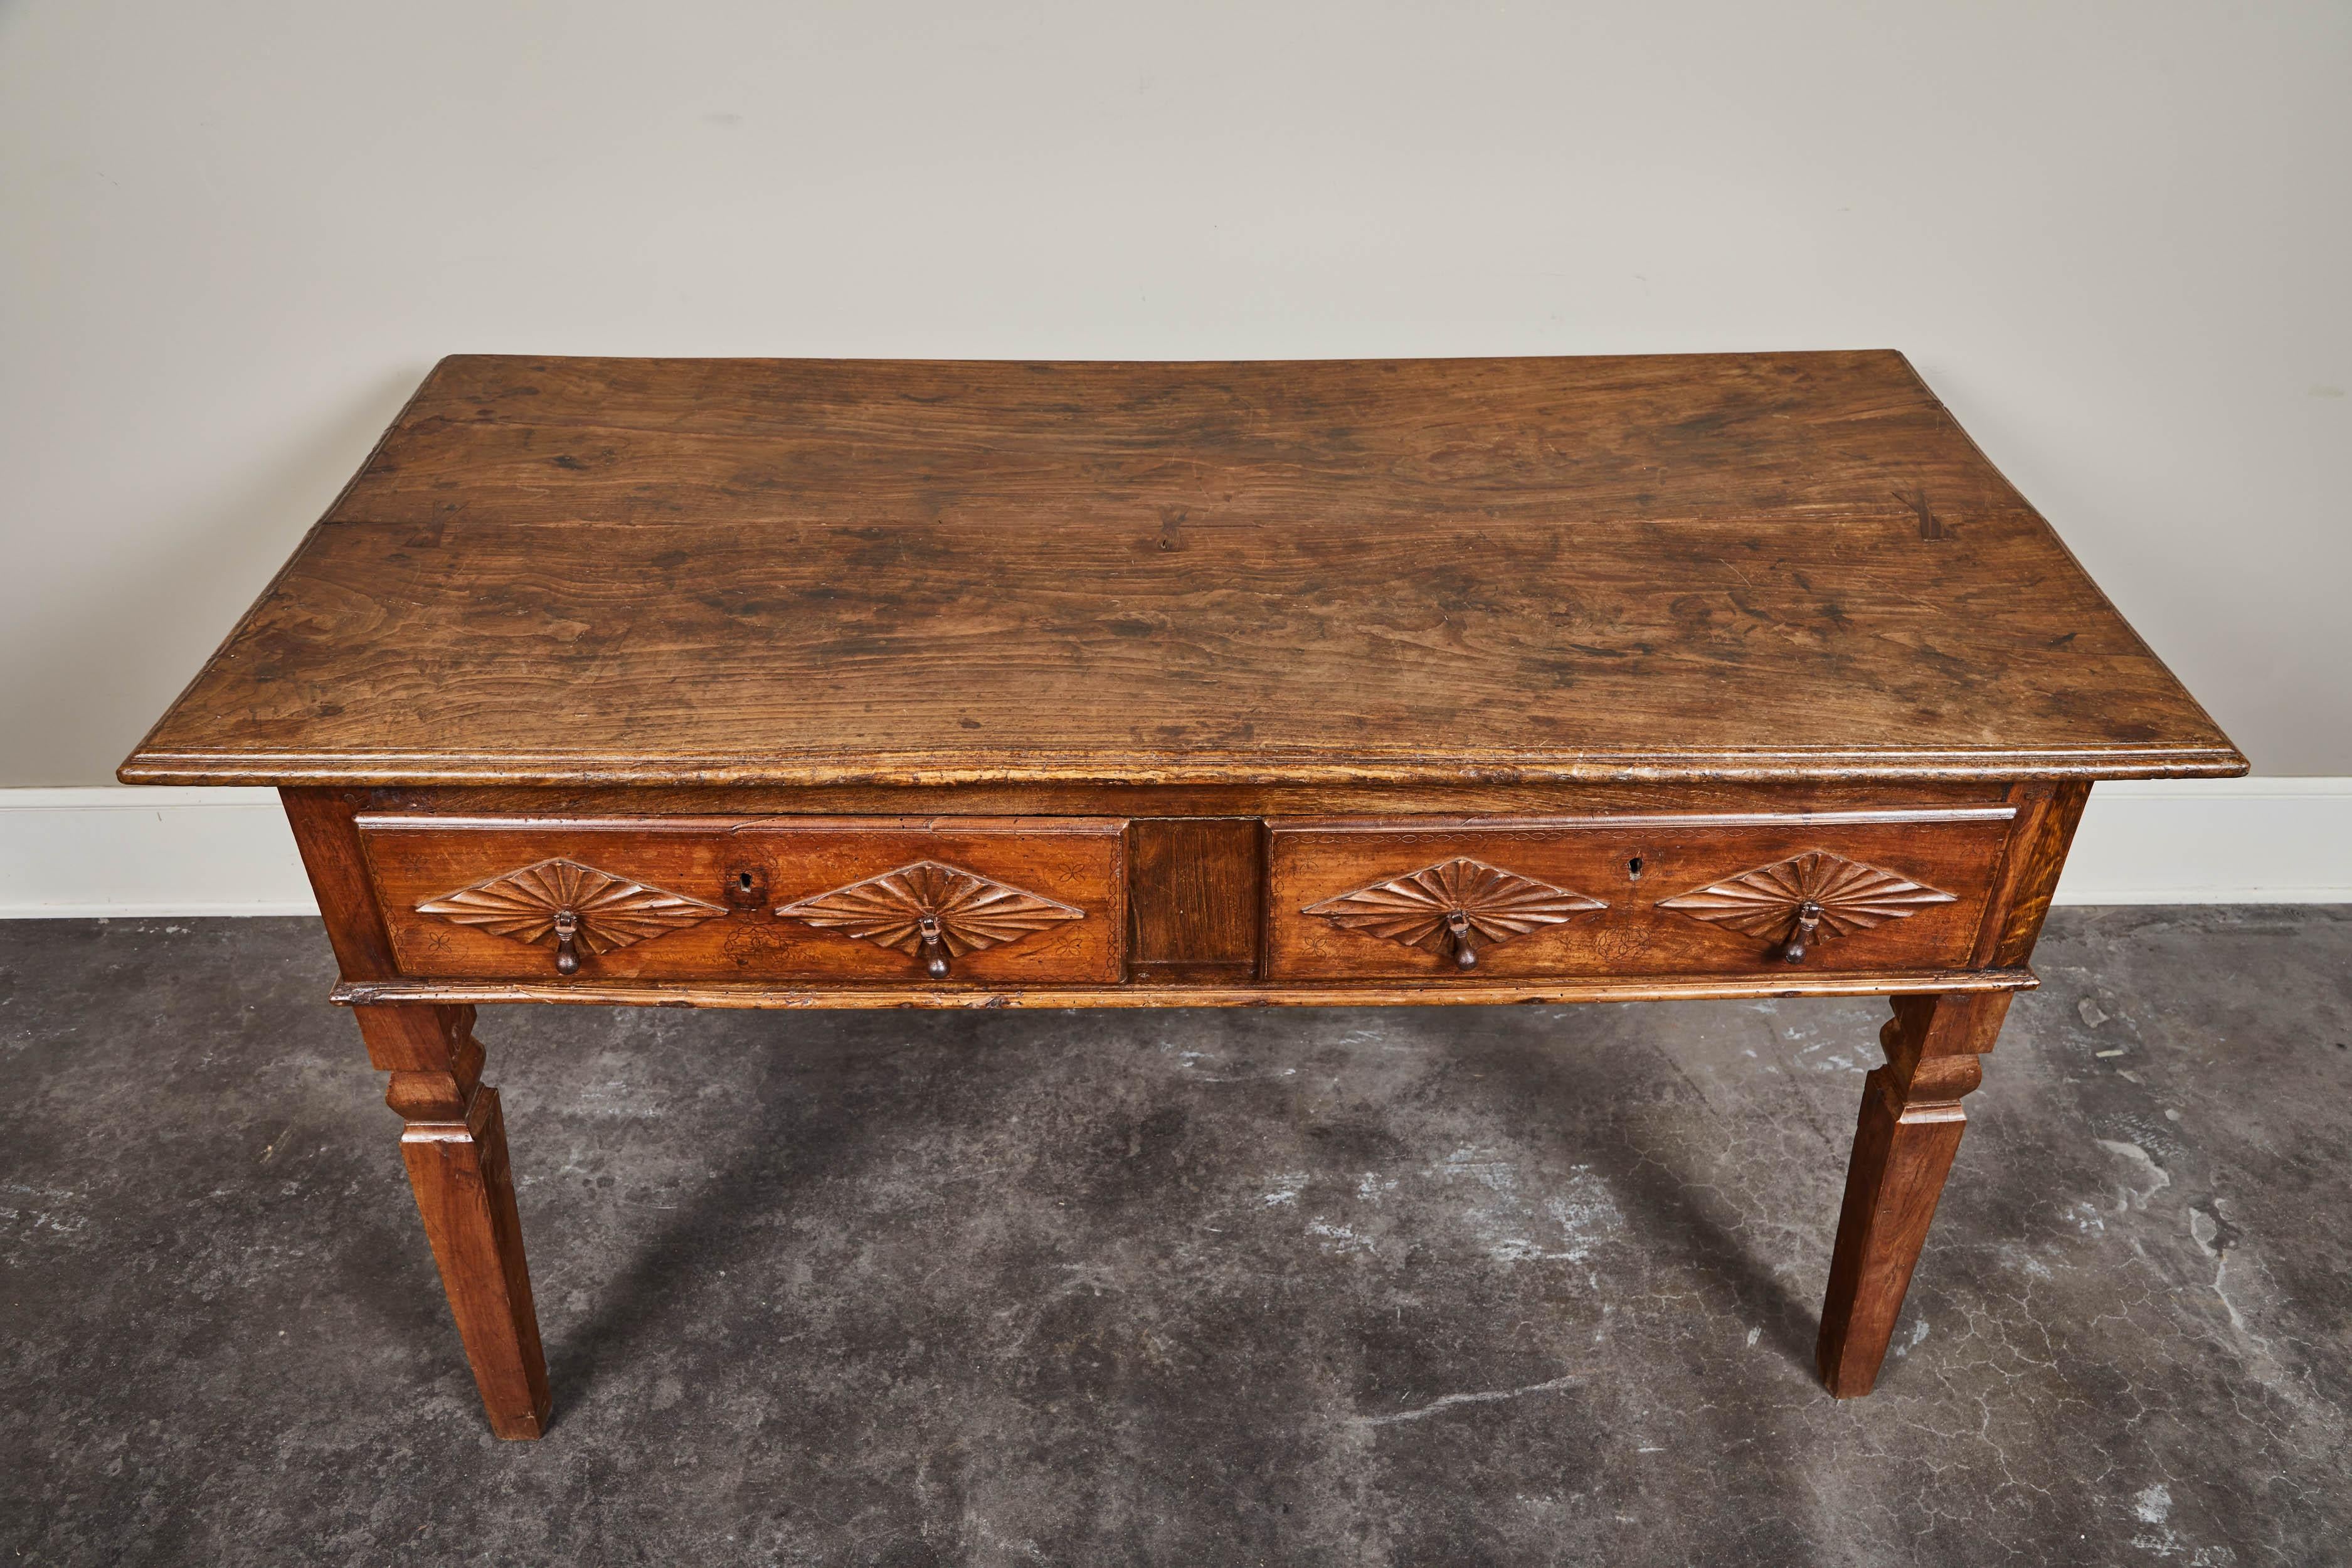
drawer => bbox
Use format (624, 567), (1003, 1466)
(1265, 808), (2013, 981)
(359, 816), (1126, 983)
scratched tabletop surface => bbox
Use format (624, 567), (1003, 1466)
(122, 352), (2240, 788)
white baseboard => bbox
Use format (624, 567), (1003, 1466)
(0, 780), (2346, 918)
(0, 787), (317, 917)
(2051, 777), (2351, 904)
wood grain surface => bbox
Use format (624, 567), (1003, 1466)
(1126, 817), (1263, 974)
(122, 353), (2243, 787)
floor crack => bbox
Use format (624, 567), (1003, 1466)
(1352, 1372), (1586, 1427)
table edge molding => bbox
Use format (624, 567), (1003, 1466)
(331, 967), (2038, 1011)
(119, 747), (2252, 790)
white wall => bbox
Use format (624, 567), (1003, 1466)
(3, 0), (2347, 787)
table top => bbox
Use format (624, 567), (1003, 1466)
(122, 352), (2242, 788)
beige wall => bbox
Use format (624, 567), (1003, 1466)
(3, 1), (2345, 785)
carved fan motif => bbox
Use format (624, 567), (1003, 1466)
(1301, 857), (1605, 969)
(416, 857), (725, 971)
(774, 861), (1083, 977)
(1655, 849), (1954, 961)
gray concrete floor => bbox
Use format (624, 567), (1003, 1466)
(2, 909), (2347, 1566)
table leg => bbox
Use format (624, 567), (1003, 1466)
(1816, 990), (2010, 1397)
(356, 1004), (551, 1439)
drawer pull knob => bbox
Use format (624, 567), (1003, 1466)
(1777, 900), (1824, 965)
(1445, 910), (1478, 970)
(552, 910), (582, 975)
(918, 915), (951, 978)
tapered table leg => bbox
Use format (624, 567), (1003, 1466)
(1816, 991), (2010, 1397)
(357, 1004), (551, 1439)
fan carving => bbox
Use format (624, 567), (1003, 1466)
(1655, 849), (1955, 963)
(774, 861), (1083, 978)
(416, 857), (725, 975)
(1301, 857), (1605, 970)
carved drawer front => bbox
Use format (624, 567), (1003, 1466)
(358, 816), (1126, 983)
(1264, 809), (2015, 982)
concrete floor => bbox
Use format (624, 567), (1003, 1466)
(1, 909), (2347, 1566)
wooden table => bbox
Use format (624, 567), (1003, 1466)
(122, 352), (2243, 1438)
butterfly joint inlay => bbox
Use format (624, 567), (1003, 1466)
(1655, 849), (1955, 964)
(774, 860), (1083, 979)
(1302, 856), (1605, 970)
(416, 857), (726, 976)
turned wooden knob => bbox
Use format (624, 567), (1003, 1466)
(1778, 899), (1825, 965)
(918, 914), (950, 978)
(552, 909), (581, 975)
(1446, 909), (1478, 970)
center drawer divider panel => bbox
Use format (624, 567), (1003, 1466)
(358, 815), (1128, 984)
(1264, 807), (2016, 981)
